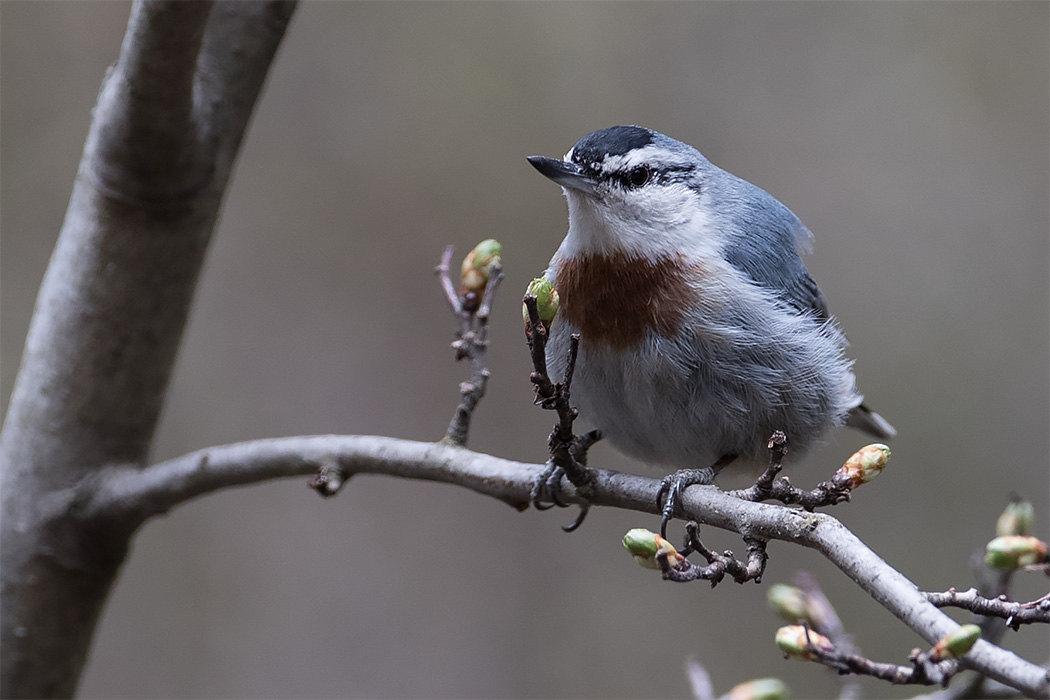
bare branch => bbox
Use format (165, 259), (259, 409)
(524, 296), (595, 503)
(658, 522), (768, 586)
(436, 245), (463, 314)
(729, 432), (854, 510)
(685, 656), (715, 700)
(438, 245), (502, 447)
(800, 637), (961, 687)
(74, 434), (1050, 698)
(923, 588), (1050, 629)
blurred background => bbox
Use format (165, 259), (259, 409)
(2, 2), (1047, 698)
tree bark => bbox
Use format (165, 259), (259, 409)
(0, 2), (297, 696)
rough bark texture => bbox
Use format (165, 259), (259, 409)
(0, 2), (297, 697)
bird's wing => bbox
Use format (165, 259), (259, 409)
(720, 191), (830, 321)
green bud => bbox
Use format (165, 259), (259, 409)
(996, 499), (1035, 537)
(836, 443), (890, 489)
(767, 584), (811, 624)
(931, 624), (981, 661)
(775, 625), (833, 661)
(522, 277), (560, 326)
(460, 239), (502, 296)
(622, 528), (683, 570)
(984, 535), (1049, 569)
(728, 678), (791, 700)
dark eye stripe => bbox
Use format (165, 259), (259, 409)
(598, 163), (696, 188)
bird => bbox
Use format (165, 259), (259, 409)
(526, 125), (895, 532)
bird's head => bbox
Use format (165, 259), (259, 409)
(528, 125), (720, 261)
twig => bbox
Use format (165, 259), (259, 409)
(658, 521), (768, 586)
(436, 245), (502, 448)
(685, 656), (715, 700)
(728, 432), (854, 510)
(797, 630), (962, 688)
(923, 588), (1050, 630)
(524, 295), (597, 528)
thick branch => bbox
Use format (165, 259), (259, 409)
(80, 434), (1050, 698)
(0, 3), (297, 697)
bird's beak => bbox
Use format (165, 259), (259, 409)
(527, 156), (598, 195)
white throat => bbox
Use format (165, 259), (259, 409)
(555, 188), (721, 263)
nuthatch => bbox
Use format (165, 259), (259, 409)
(527, 126), (894, 529)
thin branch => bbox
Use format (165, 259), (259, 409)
(436, 246), (502, 447)
(436, 245), (463, 315)
(658, 522), (768, 586)
(77, 434), (1050, 698)
(728, 432), (854, 510)
(923, 588), (1050, 630)
(524, 296), (596, 502)
(685, 656), (715, 700)
(801, 637), (961, 688)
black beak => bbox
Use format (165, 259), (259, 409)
(527, 156), (598, 195)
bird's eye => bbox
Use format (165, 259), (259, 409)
(624, 166), (651, 189)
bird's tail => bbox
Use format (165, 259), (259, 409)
(846, 402), (896, 440)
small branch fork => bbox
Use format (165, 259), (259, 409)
(657, 521), (768, 586)
(310, 245), (503, 499)
(728, 431), (855, 510)
(923, 588), (1050, 630)
(794, 625), (964, 688)
(436, 245), (503, 448)
(780, 579), (968, 690)
(652, 434), (857, 589)
(523, 294), (600, 532)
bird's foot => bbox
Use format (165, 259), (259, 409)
(530, 458), (594, 532)
(657, 467), (716, 539)
(530, 461), (568, 511)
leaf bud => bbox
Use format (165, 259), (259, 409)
(460, 239), (502, 297)
(622, 528), (685, 570)
(522, 277), (560, 340)
(775, 625), (834, 661)
(835, 443), (890, 489)
(984, 535), (1049, 569)
(931, 624), (981, 661)
(996, 499), (1035, 537)
(766, 584), (812, 624)
(727, 678), (791, 700)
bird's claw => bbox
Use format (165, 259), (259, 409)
(657, 467), (716, 538)
(530, 461), (592, 531)
(530, 462), (564, 510)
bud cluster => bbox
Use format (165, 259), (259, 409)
(459, 239), (502, 310)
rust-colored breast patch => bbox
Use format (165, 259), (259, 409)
(554, 253), (698, 350)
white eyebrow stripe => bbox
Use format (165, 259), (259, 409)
(601, 145), (695, 174)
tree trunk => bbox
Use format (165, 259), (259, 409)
(0, 2), (296, 696)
